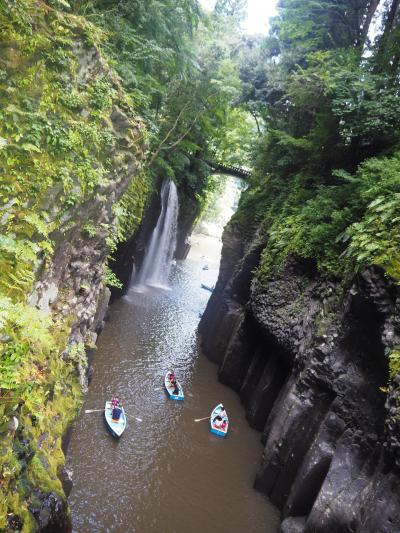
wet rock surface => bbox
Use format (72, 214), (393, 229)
(279, 517), (306, 533)
(200, 222), (400, 532)
(29, 492), (71, 533)
(7, 33), (146, 532)
(110, 184), (162, 298)
(110, 173), (206, 299)
(60, 466), (74, 498)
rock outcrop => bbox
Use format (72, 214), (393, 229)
(110, 183), (162, 298)
(110, 175), (203, 297)
(200, 221), (400, 532)
(0, 4), (146, 530)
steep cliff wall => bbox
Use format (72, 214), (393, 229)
(110, 183), (161, 298)
(200, 221), (400, 532)
(0, 2), (146, 530)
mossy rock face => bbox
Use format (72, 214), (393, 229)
(28, 491), (70, 533)
(0, 0), (147, 302)
(0, 1), (147, 530)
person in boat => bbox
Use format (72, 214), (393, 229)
(213, 415), (223, 428)
(169, 370), (176, 383)
(219, 405), (227, 419)
(171, 379), (179, 396)
(172, 379), (179, 396)
(112, 401), (122, 421)
(112, 407), (122, 421)
(111, 396), (119, 409)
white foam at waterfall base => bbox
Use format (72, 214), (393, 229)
(131, 179), (179, 293)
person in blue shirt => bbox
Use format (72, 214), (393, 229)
(112, 400), (122, 421)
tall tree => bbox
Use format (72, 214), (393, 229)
(233, 0), (400, 282)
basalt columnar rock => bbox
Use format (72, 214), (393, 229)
(199, 221), (400, 532)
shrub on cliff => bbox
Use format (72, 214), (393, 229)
(0, 0), (146, 528)
(231, 0), (400, 286)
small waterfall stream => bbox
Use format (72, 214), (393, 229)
(133, 179), (179, 291)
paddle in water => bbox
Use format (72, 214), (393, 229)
(194, 416), (210, 422)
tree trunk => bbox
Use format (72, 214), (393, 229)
(383, 0), (400, 34)
(373, 0), (400, 74)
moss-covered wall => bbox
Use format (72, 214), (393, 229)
(0, 2), (148, 530)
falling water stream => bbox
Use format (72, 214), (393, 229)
(67, 178), (279, 533)
(134, 179), (179, 291)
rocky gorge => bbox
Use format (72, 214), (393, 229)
(0, 2), (236, 529)
(199, 220), (400, 532)
(1, 0), (400, 531)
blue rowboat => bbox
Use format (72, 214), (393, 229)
(210, 404), (229, 437)
(104, 401), (126, 438)
(164, 371), (184, 401)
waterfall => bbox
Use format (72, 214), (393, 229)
(133, 179), (179, 291)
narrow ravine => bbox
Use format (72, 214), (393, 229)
(66, 229), (279, 533)
(3, 2), (400, 532)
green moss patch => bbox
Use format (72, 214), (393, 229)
(0, 1), (146, 529)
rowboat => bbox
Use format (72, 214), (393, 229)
(104, 401), (126, 438)
(164, 371), (184, 401)
(210, 404), (228, 437)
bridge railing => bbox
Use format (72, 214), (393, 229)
(205, 159), (251, 178)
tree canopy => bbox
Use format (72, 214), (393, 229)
(233, 0), (400, 285)
(73, 0), (399, 285)
(70, 0), (255, 217)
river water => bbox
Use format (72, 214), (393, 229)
(67, 232), (279, 533)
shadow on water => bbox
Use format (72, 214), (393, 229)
(67, 234), (279, 533)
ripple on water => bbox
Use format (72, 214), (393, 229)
(67, 242), (279, 533)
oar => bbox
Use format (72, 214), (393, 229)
(194, 416), (210, 422)
(84, 408), (142, 422)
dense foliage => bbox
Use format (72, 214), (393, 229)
(0, 2), (254, 527)
(233, 0), (400, 288)
(70, 0), (254, 218)
(0, 1), (147, 526)
(1, 0), (400, 528)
